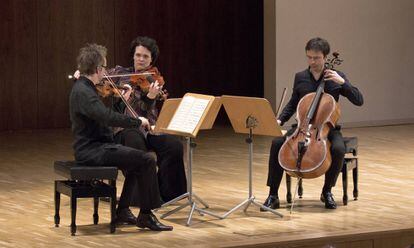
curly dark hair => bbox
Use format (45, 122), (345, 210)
(129, 36), (159, 65)
(77, 43), (107, 75)
(305, 37), (330, 57)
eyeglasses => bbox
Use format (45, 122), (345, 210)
(98, 64), (107, 70)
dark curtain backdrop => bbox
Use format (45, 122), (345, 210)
(0, 0), (263, 131)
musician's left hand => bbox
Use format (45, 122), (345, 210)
(147, 81), (161, 99)
(73, 70), (81, 79)
(324, 69), (345, 85)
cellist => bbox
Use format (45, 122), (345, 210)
(262, 37), (363, 210)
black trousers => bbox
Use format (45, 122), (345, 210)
(114, 128), (187, 203)
(100, 144), (161, 210)
(266, 126), (346, 195)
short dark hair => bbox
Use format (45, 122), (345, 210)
(130, 36), (159, 65)
(305, 37), (330, 57)
(77, 43), (107, 75)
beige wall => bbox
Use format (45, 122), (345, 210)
(264, 0), (414, 127)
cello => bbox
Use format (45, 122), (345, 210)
(278, 52), (343, 179)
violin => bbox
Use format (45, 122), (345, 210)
(95, 80), (130, 98)
(278, 52), (343, 179)
(70, 66), (166, 99)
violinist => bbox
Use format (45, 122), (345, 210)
(262, 37), (363, 210)
(110, 36), (187, 205)
(69, 43), (173, 231)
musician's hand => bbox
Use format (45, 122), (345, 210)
(324, 69), (345, 85)
(121, 84), (133, 101)
(138, 117), (150, 130)
(159, 88), (169, 101)
(147, 81), (160, 99)
(277, 119), (282, 125)
(73, 70), (81, 79)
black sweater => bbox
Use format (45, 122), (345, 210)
(278, 68), (364, 126)
(69, 76), (141, 164)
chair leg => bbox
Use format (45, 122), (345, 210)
(93, 197), (99, 225)
(353, 159), (359, 200)
(286, 174), (292, 203)
(109, 180), (116, 234)
(70, 197), (77, 236)
(54, 181), (60, 227)
(298, 178), (303, 198)
(342, 164), (348, 205)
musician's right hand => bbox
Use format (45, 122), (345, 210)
(277, 119), (282, 125)
(121, 84), (133, 101)
(138, 117), (150, 130)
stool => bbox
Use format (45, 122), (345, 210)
(286, 137), (358, 205)
(54, 160), (118, 235)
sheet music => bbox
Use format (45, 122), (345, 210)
(167, 96), (210, 134)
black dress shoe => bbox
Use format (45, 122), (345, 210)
(320, 192), (337, 209)
(136, 212), (173, 231)
(115, 208), (137, 225)
(260, 195), (280, 211)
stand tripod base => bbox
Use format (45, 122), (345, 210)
(155, 137), (223, 226)
(222, 196), (283, 218)
(158, 192), (223, 226)
(220, 123), (283, 219)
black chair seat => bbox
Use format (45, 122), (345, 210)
(343, 137), (358, 155)
(54, 160), (118, 180)
(54, 160), (118, 235)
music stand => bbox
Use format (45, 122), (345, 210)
(221, 95), (284, 218)
(154, 94), (223, 226)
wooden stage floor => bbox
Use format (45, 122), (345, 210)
(0, 125), (413, 247)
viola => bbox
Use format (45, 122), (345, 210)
(278, 52), (343, 179)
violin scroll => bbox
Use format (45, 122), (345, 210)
(325, 51), (343, 70)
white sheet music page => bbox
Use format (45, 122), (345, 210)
(167, 96), (209, 134)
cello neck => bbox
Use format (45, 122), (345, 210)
(305, 80), (325, 121)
